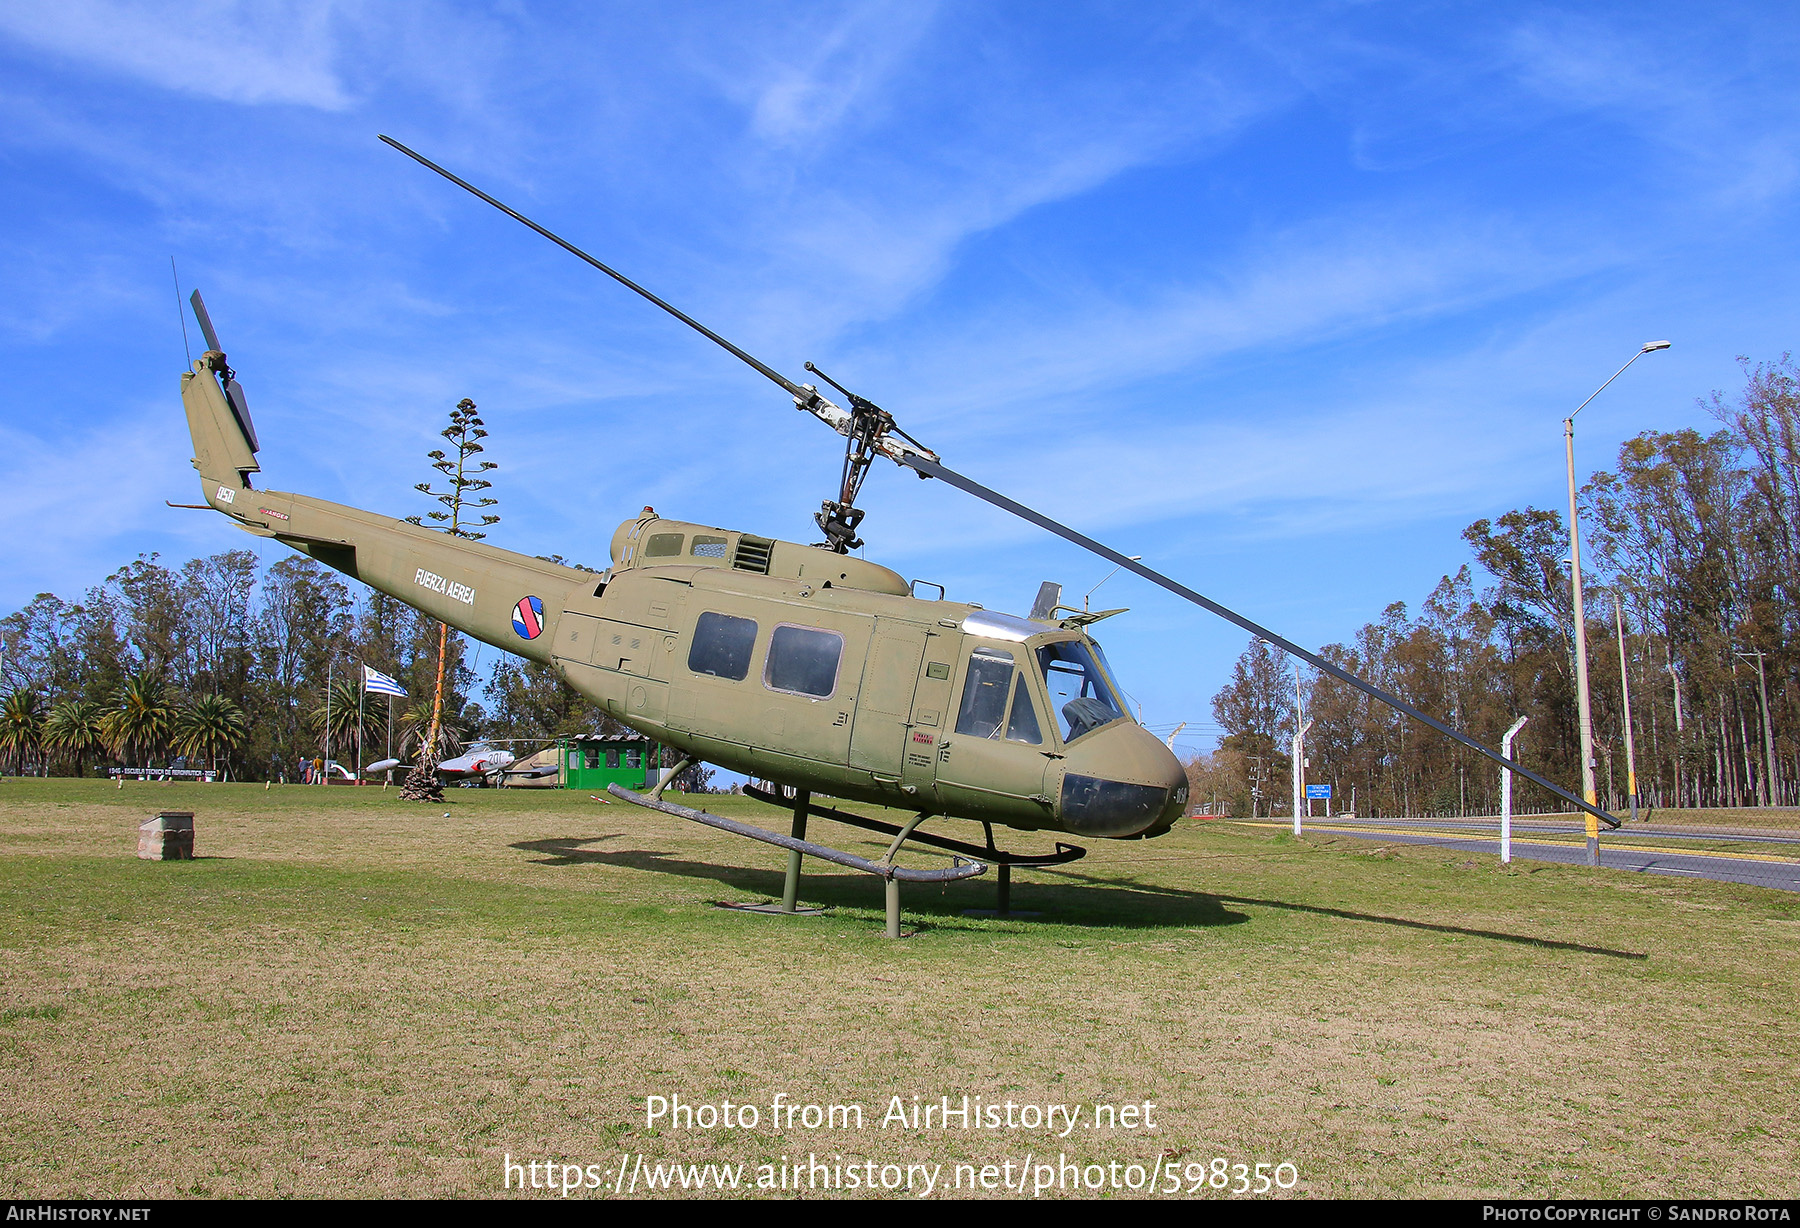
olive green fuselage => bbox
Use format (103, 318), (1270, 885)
(180, 360), (1187, 838)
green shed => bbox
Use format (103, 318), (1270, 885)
(561, 733), (662, 792)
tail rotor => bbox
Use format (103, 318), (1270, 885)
(189, 290), (260, 455)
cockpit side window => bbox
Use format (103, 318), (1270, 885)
(1036, 639), (1126, 742)
(1005, 683), (1043, 745)
(954, 647), (1015, 739)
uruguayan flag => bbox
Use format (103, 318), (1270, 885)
(362, 665), (408, 697)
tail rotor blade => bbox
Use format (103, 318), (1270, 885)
(223, 379), (259, 453)
(899, 452), (1623, 832)
(189, 289), (223, 354)
(186, 288), (260, 455)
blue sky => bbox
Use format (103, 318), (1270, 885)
(2, 2), (1797, 755)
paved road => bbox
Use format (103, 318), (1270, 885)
(1259, 820), (1800, 892)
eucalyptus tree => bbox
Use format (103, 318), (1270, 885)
(0, 595), (83, 697)
(178, 550), (258, 700)
(1211, 637), (1295, 815)
(257, 556), (353, 772)
(103, 554), (187, 681)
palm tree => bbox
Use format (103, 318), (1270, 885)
(307, 678), (383, 767)
(43, 699), (104, 777)
(101, 673), (174, 768)
(176, 693), (250, 775)
(0, 689), (45, 775)
(398, 703), (463, 761)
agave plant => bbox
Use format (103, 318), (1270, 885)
(43, 699), (104, 776)
(176, 693), (250, 773)
(101, 674), (174, 767)
(0, 689), (45, 775)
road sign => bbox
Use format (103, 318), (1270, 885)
(1305, 784), (1332, 800)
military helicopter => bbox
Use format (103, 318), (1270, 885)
(172, 137), (1622, 935)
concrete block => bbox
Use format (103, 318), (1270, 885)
(138, 811), (195, 860)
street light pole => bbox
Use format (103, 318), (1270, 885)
(1291, 718), (1313, 838)
(1564, 340), (1669, 865)
(1735, 649), (1776, 807)
(1614, 593), (1640, 824)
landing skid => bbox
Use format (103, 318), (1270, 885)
(606, 784), (988, 937)
(742, 785), (1086, 918)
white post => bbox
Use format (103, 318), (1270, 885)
(1501, 715), (1529, 863)
(1291, 719), (1313, 837)
(357, 670), (366, 784)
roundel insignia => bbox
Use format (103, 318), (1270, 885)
(512, 595), (545, 640)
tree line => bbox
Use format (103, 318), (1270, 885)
(1198, 356), (1800, 818)
(0, 549), (623, 780)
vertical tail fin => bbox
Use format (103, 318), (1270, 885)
(178, 289), (261, 511)
(181, 356), (260, 508)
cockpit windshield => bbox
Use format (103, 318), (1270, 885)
(1035, 638), (1127, 742)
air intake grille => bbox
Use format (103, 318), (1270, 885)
(732, 534), (773, 574)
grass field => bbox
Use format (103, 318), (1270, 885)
(0, 777), (1795, 1199)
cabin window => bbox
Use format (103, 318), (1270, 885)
(644, 532), (685, 558)
(605, 749), (621, 769)
(954, 647), (1015, 739)
(626, 748), (643, 768)
(1036, 639), (1125, 742)
(1006, 684), (1043, 745)
(691, 535), (729, 558)
(688, 611), (757, 681)
(764, 624), (844, 698)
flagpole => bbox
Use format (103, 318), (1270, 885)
(358, 670), (366, 785)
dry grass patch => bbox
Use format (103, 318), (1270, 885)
(0, 779), (1794, 1198)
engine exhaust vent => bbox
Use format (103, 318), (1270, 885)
(732, 534), (773, 575)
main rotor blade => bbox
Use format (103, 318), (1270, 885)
(378, 134), (808, 401)
(900, 453), (1623, 832)
(189, 289), (222, 354)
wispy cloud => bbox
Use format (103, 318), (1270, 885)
(736, 1), (941, 146)
(0, 408), (200, 599)
(853, 207), (1614, 436)
(0, 0), (354, 110)
(1507, 13), (1800, 207)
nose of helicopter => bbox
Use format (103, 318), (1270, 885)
(1055, 721), (1189, 838)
